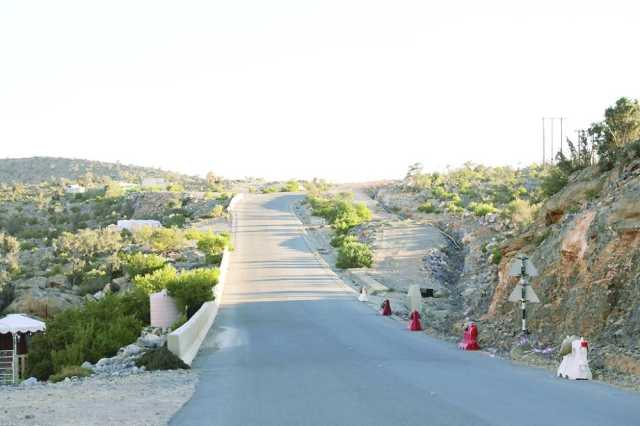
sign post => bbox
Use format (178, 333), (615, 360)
(507, 254), (540, 335)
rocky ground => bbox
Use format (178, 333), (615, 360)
(0, 370), (197, 426)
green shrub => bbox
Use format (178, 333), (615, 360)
(491, 247), (502, 265)
(262, 186), (278, 193)
(135, 347), (189, 371)
(54, 228), (123, 285)
(49, 366), (92, 383)
(417, 201), (438, 214)
(133, 227), (186, 253)
(118, 286), (151, 324)
(208, 205), (225, 218)
(541, 166), (569, 198)
(336, 237), (373, 269)
(167, 268), (219, 315)
(162, 213), (188, 228)
(104, 183), (124, 199)
(445, 202), (464, 215)
(469, 202), (498, 217)
(308, 195), (372, 234)
(194, 231), (231, 265)
(503, 199), (535, 228)
(133, 265), (178, 294)
(122, 252), (167, 278)
(133, 265), (218, 316)
(282, 180), (301, 192)
(27, 293), (145, 381)
(78, 268), (110, 296)
(170, 313), (188, 331)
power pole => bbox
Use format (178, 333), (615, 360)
(542, 118), (546, 165)
(560, 117), (564, 157)
(550, 119), (554, 164)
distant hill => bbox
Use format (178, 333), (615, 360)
(0, 157), (203, 185)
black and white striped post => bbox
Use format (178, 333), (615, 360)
(508, 254), (540, 335)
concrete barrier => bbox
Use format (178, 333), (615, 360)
(167, 193), (241, 365)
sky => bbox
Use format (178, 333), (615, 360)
(1, 1), (639, 182)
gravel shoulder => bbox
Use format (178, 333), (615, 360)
(0, 370), (197, 426)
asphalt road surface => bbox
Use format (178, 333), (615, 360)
(171, 193), (640, 426)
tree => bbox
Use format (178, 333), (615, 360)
(604, 97), (640, 147)
(591, 97), (640, 169)
(405, 163), (424, 187)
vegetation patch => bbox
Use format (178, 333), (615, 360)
(27, 291), (149, 381)
(49, 365), (92, 383)
(336, 236), (373, 269)
(135, 346), (190, 371)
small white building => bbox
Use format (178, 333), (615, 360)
(65, 184), (86, 194)
(116, 219), (162, 232)
(142, 178), (166, 187)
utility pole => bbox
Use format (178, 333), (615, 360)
(560, 118), (564, 156)
(542, 118), (546, 165)
(541, 117), (567, 165)
(550, 119), (554, 164)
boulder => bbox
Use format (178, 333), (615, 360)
(21, 377), (38, 386)
(4, 284), (83, 316)
(46, 274), (69, 289)
(137, 333), (165, 349)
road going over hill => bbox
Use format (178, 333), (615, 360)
(171, 193), (640, 426)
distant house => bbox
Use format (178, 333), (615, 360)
(65, 184), (86, 194)
(142, 178), (166, 187)
(116, 220), (162, 232)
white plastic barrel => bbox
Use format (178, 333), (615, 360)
(150, 290), (179, 329)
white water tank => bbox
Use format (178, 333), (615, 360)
(150, 290), (179, 329)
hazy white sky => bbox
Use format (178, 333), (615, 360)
(1, 1), (639, 182)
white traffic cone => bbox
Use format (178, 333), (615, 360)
(358, 287), (369, 302)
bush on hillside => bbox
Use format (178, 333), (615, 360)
(54, 228), (124, 284)
(133, 227), (186, 253)
(191, 231), (231, 265)
(133, 265), (178, 294)
(336, 237), (373, 269)
(133, 265), (218, 316)
(307, 195), (372, 233)
(49, 366), (92, 383)
(541, 166), (569, 198)
(282, 180), (301, 192)
(417, 201), (439, 214)
(122, 252), (167, 279)
(503, 199), (536, 229)
(166, 268), (219, 315)
(27, 292), (147, 381)
(207, 205), (225, 218)
(468, 202), (498, 217)
(135, 347), (190, 371)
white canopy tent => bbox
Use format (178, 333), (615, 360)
(0, 314), (45, 385)
(0, 314), (46, 334)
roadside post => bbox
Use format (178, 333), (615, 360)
(507, 254), (540, 335)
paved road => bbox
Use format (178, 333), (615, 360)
(171, 193), (640, 426)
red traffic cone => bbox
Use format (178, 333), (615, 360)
(458, 322), (480, 350)
(380, 299), (392, 316)
(408, 310), (422, 331)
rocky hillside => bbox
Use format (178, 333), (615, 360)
(0, 157), (204, 186)
(364, 157), (640, 389)
(477, 158), (640, 383)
